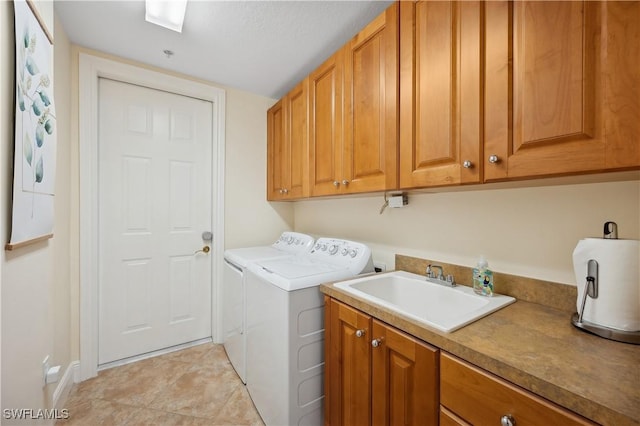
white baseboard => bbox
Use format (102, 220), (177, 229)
(53, 361), (79, 409)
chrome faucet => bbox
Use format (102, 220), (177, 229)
(426, 264), (456, 287)
(427, 264), (444, 280)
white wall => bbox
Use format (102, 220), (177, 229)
(224, 91), (294, 248)
(1, 2), (73, 423)
(294, 178), (640, 285)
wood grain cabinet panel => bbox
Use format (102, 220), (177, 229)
(441, 352), (596, 426)
(267, 99), (287, 200)
(325, 298), (439, 426)
(343, 3), (398, 194)
(267, 79), (309, 200)
(309, 51), (344, 197)
(400, 0), (482, 188)
(371, 319), (438, 426)
(309, 2), (398, 197)
(484, 1), (640, 181)
(326, 298), (372, 426)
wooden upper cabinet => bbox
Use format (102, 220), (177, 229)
(267, 99), (286, 200)
(310, 2), (399, 197)
(309, 51), (343, 197)
(267, 80), (309, 200)
(484, 1), (640, 181)
(400, 1), (483, 188)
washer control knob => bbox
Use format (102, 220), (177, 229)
(329, 244), (339, 255)
(341, 248), (349, 256)
(320, 244), (327, 251)
(349, 249), (358, 258)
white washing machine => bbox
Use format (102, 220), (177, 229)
(223, 232), (315, 383)
(245, 238), (374, 426)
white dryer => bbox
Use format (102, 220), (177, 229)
(223, 232), (314, 383)
(245, 238), (374, 426)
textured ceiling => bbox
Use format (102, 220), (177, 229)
(54, 0), (393, 99)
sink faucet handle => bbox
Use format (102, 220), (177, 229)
(426, 265), (432, 277)
(446, 274), (456, 286)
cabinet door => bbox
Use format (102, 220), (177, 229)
(287, 79), (309, 198)
(399, 1), (482, 188)
(602, 1), (640, 169)
(327, 299), (372, 426)
(343, 3), (398, 194)
(267, 81), (309, 200)
(309, 51), (343, 197)
(441, 352), (596, 426)
(484, 1), (639, 181)
(440, 406), (471, 426)
(371, 319), (439, 426)
(267, 99), (287, 200)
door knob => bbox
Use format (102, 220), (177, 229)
(194, 245), (210, 255)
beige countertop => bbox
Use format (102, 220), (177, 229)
(321, 274), (640, 426)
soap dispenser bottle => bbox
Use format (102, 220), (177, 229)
(473, 256), (494, 296)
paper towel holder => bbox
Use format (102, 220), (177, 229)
(576, 259), (598, 325)
(571, 258), (640, 345)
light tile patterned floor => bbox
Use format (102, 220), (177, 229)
(57, 343), (264, 426)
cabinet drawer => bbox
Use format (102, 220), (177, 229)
(440, 353), (596, 426)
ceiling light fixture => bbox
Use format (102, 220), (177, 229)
(145, 0), (188, 33)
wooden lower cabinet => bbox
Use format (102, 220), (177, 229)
(440, 406), (471, 426)
(325, 298), (439, 426)
(440, 353), (597, 426)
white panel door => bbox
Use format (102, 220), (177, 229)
(98, 78), (212, 365)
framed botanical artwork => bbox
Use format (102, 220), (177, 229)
(6, 0), (56, 250)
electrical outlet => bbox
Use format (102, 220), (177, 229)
(373, 262), (386, 273)
(42, 355), (50, 386)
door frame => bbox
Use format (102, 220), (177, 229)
(78, 53), (226, 381)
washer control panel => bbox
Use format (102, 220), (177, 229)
(310, 238), (373, 273)
(272, 232), (315, 253)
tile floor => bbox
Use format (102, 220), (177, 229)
(57, 343), (264, 426)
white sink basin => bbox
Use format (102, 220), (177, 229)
(334, 270), (516, 332)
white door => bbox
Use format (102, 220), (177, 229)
(98, 78), (213, 365)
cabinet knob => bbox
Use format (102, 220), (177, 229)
(488, 155), (500, 164)
(278, 189), (284, 194)
(342, 179), (350, 186)
(355, 329), (366, 338)
(463, 160), (473, 169)
(500, 415), (516, 426)
(333, 181), (340, 187)
(371, 338), (383, 348)
(282, 188), (288, 194)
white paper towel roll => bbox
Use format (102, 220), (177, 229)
(573, 238), (640, 331)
